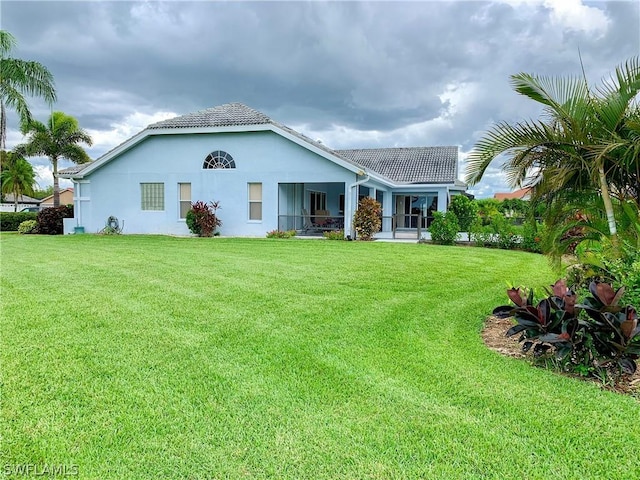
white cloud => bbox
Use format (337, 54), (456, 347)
(32, 164), (72, 190)
(498, 0), (610, 36)
(544, 0), (610, 36)
(438, 82), (481, 118)
(86, 110), (177, 157)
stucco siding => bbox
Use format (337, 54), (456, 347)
(81, 130), (356, 235)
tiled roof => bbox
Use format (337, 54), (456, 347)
(59, 164), (87, 175)
(147, 103), (272, 129)
(59, 103), (462, 186)
(335, 147), (459, 184)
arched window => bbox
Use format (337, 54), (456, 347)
(203, 150), (236, 169)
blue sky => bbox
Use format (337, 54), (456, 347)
(2, 0), (639, 197)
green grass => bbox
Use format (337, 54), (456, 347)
(1, 234), (639, 479)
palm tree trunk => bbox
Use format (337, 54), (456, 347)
(1, 102), (6, 151)
(598, 163), (618, 239)
(13, 186), (18, 212)
(52, 157), (59, 207)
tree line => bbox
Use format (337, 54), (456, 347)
(1, 30), (91, 211)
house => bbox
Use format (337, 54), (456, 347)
(59, 103), (467, 237)
(39, 188), (74, 209)
(0, 193), (41, 213)
(493, 187), (531, 201)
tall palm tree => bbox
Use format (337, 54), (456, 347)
(465, 57), (640, 241)
(0, 150), (37, 212)
(0, 30), (56, 150)
(17, 111), (92, 207)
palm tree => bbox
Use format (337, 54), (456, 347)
(0, 150), (37, 211)
(0, 30), (56, 150)
(17, 111), (92, 207)
(465, 57), (640, 241)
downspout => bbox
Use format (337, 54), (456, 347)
(72, 179), (79, 227)
(347, 173), (370, 239)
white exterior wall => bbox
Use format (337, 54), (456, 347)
(0, 203), (38, 212)
(78, 130), (357, 235)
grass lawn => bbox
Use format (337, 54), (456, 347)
(1, 234), (639, 479)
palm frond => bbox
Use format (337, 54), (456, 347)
(0, 58), (56, 103)
(60, 144), (91, 164)
(510, 72), (590, 122)
(0, 82), (33, 125)
(595, 56), (640, 131)
(0, 30), (16, 57)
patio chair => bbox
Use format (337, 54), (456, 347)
(302, 208), (317, 232)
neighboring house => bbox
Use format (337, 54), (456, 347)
(59, 103), (467, 237)
(0, 194), (41, 213)
(493, 187), (531, 201)
(39, 188), (74, 209)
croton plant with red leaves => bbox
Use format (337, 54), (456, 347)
(493, 280), (640, 377)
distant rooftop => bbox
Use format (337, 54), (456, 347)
(2, 193), (41, 204)
(493, 187), (531, 201)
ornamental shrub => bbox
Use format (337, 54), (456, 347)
(186, 200), (222, 237)
(520, 221), (544, 253)
(470, 218), (494, 247)
(490, 213), (518, 249)
(185, 210), (201, 236)
(494, 279), (640, 385)
(0, 212), (37, 231)
(428, 211), (459, 245)
(605, 248), (640, 307)
(266, 229), (296, 238)
(18, 219), (38, 234)
(323, 230), (345, 240)
(469, 213), (541, 251)
(567, 241), (640, 308)
(353, 197), (381, 241)
(36, 205), (73, 235)
(449, 195), (478, 233)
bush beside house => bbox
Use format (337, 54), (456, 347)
(0, 212), (38, 231)
(36, 205), (74, 234)
(186, 201), (222, 237)
(353, 197), (381, 241)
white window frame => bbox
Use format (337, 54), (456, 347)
(248, 182), (262, 222)
(178, 183), (191, 220)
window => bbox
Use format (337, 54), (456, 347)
(248, 183), (262, 221)
(203, 150), (235, 169)
(178, 183), (191, 219)
(141, 183), (164, 210)
(309, 191), (326, 216)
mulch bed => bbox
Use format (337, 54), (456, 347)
(481, 315), (640, 397)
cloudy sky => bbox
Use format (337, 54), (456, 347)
(2, 0), (639, 197)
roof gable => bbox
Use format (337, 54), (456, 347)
(59, 103), (464, 188)
(40, 188), (74, 204)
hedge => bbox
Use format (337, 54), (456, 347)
(0, 212), (38, 231)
